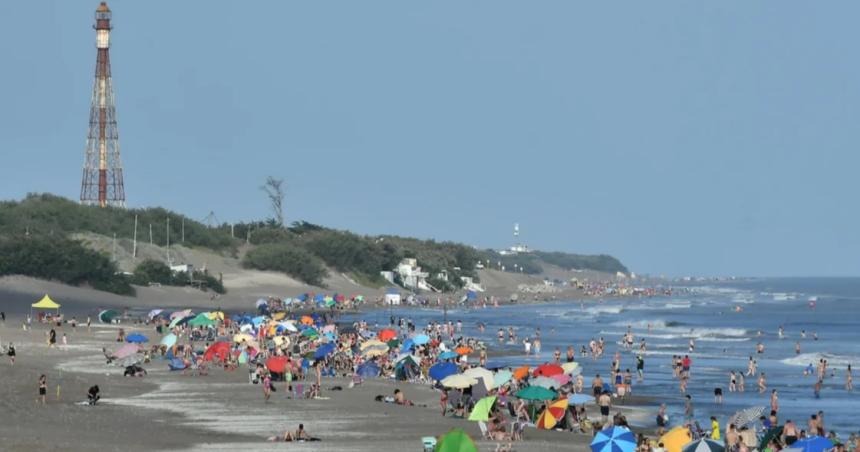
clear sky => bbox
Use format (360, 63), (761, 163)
(1, 1), (858, 277)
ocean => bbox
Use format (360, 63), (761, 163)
(348, 277), (860, 436)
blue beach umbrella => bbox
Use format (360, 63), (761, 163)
(160, 333), (177, 348)
(411, 334), (430, 345)
(791, 437), (834, 452)
(314, 343), (336, 359)
(126, 333), (149, 343)
(429, 362), (459, 381)
(439, 351), (458, 360)
(400, 338), (415, 353)
(591, 426), (636, 452)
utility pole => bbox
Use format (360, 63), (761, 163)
(166, 217), (171, 265)
(112, 233), (117, 261)
(149, 224), (153, 246)
(181, 218), (185, 243)
(132, 214), (138, 259)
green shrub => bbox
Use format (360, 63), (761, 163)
(242, 242), (328, 286)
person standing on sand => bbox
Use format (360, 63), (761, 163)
(598, 391), (611, 424)
(48, 328), (56, 348)
(37, 374), (47, 405)
(87, 316), (91, 332)
(7, 342), (15, 365)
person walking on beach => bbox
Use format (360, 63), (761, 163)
(847, 365), (853, 391)
(758, 373), (767, 393)
(87, 316), (92, 332)
(636, 354), (645, 382)
(262, 372), (272, 403)
(729, 371), (737, 392)
(738, 371), (745, 392)
(37, 374), (47, 405)
(656, 404), (667, 436)
(7, 342), (15, 366)
(598, 391), (611, 424)
(48, 328), (56, 348)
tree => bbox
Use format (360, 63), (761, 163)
(261, 177), (285, 227)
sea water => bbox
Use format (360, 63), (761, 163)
(350, 277), (860, 436)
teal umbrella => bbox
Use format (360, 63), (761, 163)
(188, 313), (215, 327)
(160, 333), (177, 347)
(515, 386), (557, 401)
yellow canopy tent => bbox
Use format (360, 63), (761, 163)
(31, 294), (61, 317)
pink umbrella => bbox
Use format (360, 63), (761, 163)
(551, 373), (571, 386)
(113, 343), (141, 359)
(322, 325), (336, 334)
(170, 309), (193, 319)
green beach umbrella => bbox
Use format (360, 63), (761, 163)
(302, 328), (319, 338)
(387, 339), (400, 348)
(99, 309), (119, 324)
(467, 396), (497, 421)
(515, 385), (557, 401)
(188, 313), (215, 327)
(435, 428), (477, 452)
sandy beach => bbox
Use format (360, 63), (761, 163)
(0, 314), (654, 451)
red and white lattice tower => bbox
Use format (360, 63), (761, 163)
(80, 2), (126, 208)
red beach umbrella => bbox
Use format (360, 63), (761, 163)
(533, 364), (564, 377)
(378, 329), (397, 341)
(266, 356), (288, 373)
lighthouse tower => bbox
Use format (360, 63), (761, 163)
(80, 2), (126, 208)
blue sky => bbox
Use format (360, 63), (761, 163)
(1, 1), (858, 277)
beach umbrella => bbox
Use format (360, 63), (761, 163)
(147, 309), (163, 319)
(790, 437), (834, 452)
(363, 348), (387, 358)
(376, 329), (397, 342)
(314, 343), (336, 359)
(454, 346), (473, 355)
(515, 386), (557, 401)
(300, 315), (314, 325)
(412, 334), (430, 345)
(188, 313), (215, 327)
(758, 427), (784, 451)
(567, 393), (594, 405)
(278, 321), (298, 333)
(683, 439), (725, 452)
(170, 309), (192, 319)
(113, 343), (140, 359)
(233, 333), (255, 344)
(207, 311), (225, 321)
(660, 427), (693, 452)
(441, 374), (478, 389)
(398, 338), (412, 352)
(513, 365), (531, 381)
(255, 298), (268, 308)
(160, 333), (177, 348)
(360, 339), (387, 350)
(591, 426), (636, 452)
(531, 376), (561, 389)
(168, 316), (188, 329)
(439, 351), (458, 360)
(729, 406), (766, 429)
(536, 398), (569, 430)
(551, 373), (572, 386)
(468, 396), (497, 422)
(266, 356), (288, 373)
(463, 367), (494, 390)
(533, 364), (564, 377)
(356, 362), (380, 378)
(273, 336), (290, 347)
(430, 362), (459, 381)
(239, 323), (254, 333)
(126, 333), (149, 343)
(204, 341), (231, 362)
(117, 355), (142, 368)
(99, 309), (119, 324)
(238, 351), (248, 364)
(435, 428), (478, 452)
(493, 370), (513, 388)
(562, 361), (581, 375)
(302, 328), (319, 339)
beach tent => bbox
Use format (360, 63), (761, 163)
(31, 294), (61, 317)
(384, 288), (401, 305)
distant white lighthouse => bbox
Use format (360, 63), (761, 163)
(500, 223), (529, 255)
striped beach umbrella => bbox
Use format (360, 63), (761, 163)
(591, 426), (636, 452)
(536, 398), (569, 429)
(729, 406), (766, 428)
(683, 439), (725, 452)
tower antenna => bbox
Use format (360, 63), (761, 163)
(80, 2), (126, 208)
